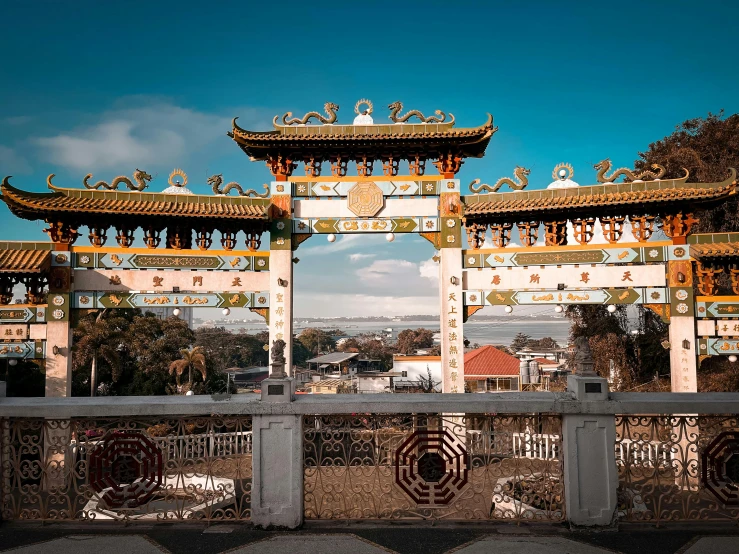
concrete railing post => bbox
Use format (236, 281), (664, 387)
(251, 341), (303, 528)
(563, 374), (618, 526)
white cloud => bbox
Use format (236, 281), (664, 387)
(295, 292), (438, 318)
(419, 258), (439, 281)
(0, 145), (31, 175)
(349, 252), (375, 262)
(301, 233), (384, 255)
(358, 259), (417, 287)
(34, 103), (230, 171)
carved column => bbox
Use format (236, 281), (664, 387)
(695, 261), (722, 296)
(43, 221), (79, 247)
(629, 215), (656, 242)
(434, 152), (463, 176)
(195, 226), (214, 251)
(668, 260), (697, 392)
(489, 223), (513, 248)
(329, 156), (348, 178)
(571, 218), (596, 245)
(21, 275), (47, 304)
(115, 225), (136, 248)
(465, 223), (487, 249)
(381, 155), (399, 177)
(517, 221), (540, 247)
(45, 252), (72, 397)
(439, 178), (463, 393)
(266, 155), (297, 178)
(660, 213), (698, 244)
(355, 156), (373, 177)
(0, 275), (16, 305)
(221, 229), (238, 251)
(142, 224), (163, 249)
(87, 226), (108, 248)
(245, 232), (262, 252)
(304, 157), (321, 177)
(409, 155), (427, 177)
(729, 263), (739, 295)
(600, 216), (626, 244)
(269, 181), (294, 374)
(544, 220), (568, 246)
(166, 225), (192, 250)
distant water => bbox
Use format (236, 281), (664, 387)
(207, 319), (572, 348)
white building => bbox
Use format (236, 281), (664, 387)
(391, 356), (442, 392)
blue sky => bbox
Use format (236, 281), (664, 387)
(1, 0), (738, 317)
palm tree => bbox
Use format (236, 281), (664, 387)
(72, 309), (122, 397)
(169, 346), (207, 390)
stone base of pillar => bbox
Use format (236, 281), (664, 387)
(563, 375), (617, 526)
(567, 374), (609, 401)
(251, 414), (303, 528)
(260, 377), (295, 403)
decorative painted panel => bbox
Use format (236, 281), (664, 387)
(73, 252), (269, 271)
(696, 300), (739, 318)
(291, 178), (445, 197)
(0, 340), (44, 359)
(463, 244), (671, 268)
(295, 217), (437, 234)
(464, 287), (668, 306)
(0, 306), (46, 323)
(464, 264), (666, 291)
(73, 292), (269, 310)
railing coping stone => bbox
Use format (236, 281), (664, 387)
(1, 391), (739, 418)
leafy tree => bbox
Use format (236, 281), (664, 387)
(510, 333), (531, 352)
(72, 309), (129, 396)
(528, 337), (559, 350)
(169, 346), (207, 389)
(297, 328), (336, 355)
(395, 328), (435, 355)
(635, 111), (739, 233)
(195, 327), (268, 371)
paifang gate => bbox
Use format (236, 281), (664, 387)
(0, 98), (736, 395)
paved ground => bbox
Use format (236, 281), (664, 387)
(0, 523), (738, 554)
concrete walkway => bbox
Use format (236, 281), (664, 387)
(1, 525), (738, 554)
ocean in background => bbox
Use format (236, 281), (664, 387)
(207, 319), (572, 348)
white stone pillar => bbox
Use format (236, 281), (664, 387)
(269, 181), (294, 375)
(563, 375), (618, 526)
(44, 321), (72, 397)
(439, 179), (463, 393)
(667, 258), (697, 392)
(269, 250), (294, 374)
(251, 413), (303, 528)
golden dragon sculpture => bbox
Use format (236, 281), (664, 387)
(470, 166), (531, 193)
(280, 102), (339, 125)
(82, 169), (152, 191)
(388, 101), (450, 124)
(594, 158), (667, 183)
(208, 174), (269, 198)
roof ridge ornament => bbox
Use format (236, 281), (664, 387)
(594, 158), (667, 183)
(82, 169), (152, 191)
(388, 100), (449, 124)
(353, 99), (374, 125)
(469, 166), (531, 193)
(552, 162), (574, 182)
(280, 102), (339, 126)
(168, 168), (187, 188)
(208, 174), (270, 198)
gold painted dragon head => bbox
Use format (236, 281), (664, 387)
(593, 159), (612, 171)
(134, 168), (153, 182)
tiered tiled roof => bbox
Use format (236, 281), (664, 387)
(463, 169), (737, 221)
(0, 247), (51, 273)
(464, 345), (520, 380)
(0, 178), (269, 222)
(230, 114), (497, 161)
(690, 242), (739, 260)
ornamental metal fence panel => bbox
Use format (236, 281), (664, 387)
(303, 413), (565, 521)
(0, 416), (252, 522)
(615, 415), (739, 522)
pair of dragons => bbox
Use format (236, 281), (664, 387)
(280, 101), (449, 125)
(79, 170), (268, 198)
(470, 159), (680, 194)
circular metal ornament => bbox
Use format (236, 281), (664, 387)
(552, 162), (574, 181)
(354, 99), (373, 115)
